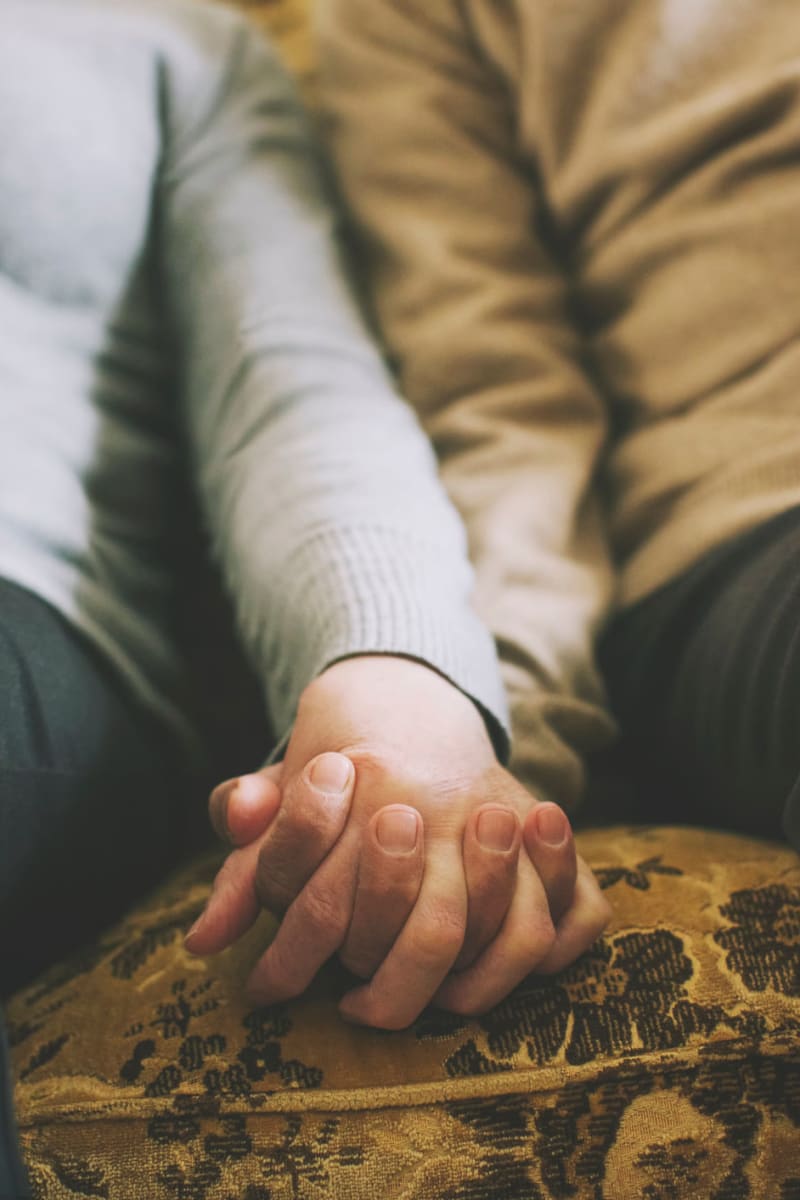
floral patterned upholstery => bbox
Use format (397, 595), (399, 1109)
(9, 826), (800, 1198)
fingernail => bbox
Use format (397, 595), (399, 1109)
(536, 804), (568, 847)
(477, 808), (517, 851)
(232, 775), (264, 812)
(184, 913), (204, 947)
(309, 752), (353, 794)
(225, 780), (258, 836)
(376, 808), (418, 853)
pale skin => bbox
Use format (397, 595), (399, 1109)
(185, 655), (612, 1030)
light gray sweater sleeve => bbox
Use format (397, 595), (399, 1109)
(157, 14), (509, 755)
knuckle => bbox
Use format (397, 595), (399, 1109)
(585, 900), (614, 946)
(574, 871), (614, 935)
(346, 750), (416, 815)
(517, 911), (557, 967)
(360, 874), (419, 912)
(298, 884), (350, 945)
(535, 916), (558, 960)
(477, 766), (530, 813)
(442, 990), (490, 1019)
(589, 897), (613, 938)
(536, 960), (562, 977)
(408, 903), (465, 967)
(407, 928), (458, 970)
(345, 746), (403, 781)
(466, 870), (511, 915)
(535, 952), (564, 977)
(253, 806), (333, 913)
(457, 920), (493, 966)
(338, 944), (377, 980)
(599, 894), (614, 925)
(260, 943), (304, 996)
(280, 795), (330, 843)
(254, 857), (296, 915)
(347, 747), (463, 814)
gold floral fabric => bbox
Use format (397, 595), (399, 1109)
(8, 826), (800, 1199)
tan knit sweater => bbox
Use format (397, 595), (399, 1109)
(317, 0), (800, 808)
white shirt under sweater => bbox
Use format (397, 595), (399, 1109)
(0, 0), (508, 762)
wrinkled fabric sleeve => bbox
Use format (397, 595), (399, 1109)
(157, 11), (509, 756)
(316, 0), (616, 807)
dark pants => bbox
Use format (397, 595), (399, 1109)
(598, 505), (800, 848)
(0, 578), (204, 1193)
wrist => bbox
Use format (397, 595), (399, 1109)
(298, 653), (496, 760)
(315, 652), (486, 717)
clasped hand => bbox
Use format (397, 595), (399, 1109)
(185, 656), (611, 1029)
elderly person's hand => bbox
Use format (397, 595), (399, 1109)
(186, 656), (611, 1029)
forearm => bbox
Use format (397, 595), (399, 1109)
(158, 14), (508, 752)
(197, 341), (510, 751)
(318, 0), (616, 807)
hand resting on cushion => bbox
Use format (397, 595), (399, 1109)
(185, 656), (611, 1029)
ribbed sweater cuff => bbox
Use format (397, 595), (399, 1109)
(259, 526), (510, 762)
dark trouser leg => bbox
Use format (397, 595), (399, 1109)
(598, 505), (800, 848)
(0, 577), (200, 1190)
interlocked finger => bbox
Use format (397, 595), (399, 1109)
(254, 752), (355, 916)
(522, 802), (578, 923)
(433, 852), (556, 1016)
(247, 823), (362, 1004)
(338, 805), (424, 978)
(535, 857), (613, 976)
(208, 764), (282, 846)
(452, 805), (520, 971)
(338, 837), (468, 1030)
